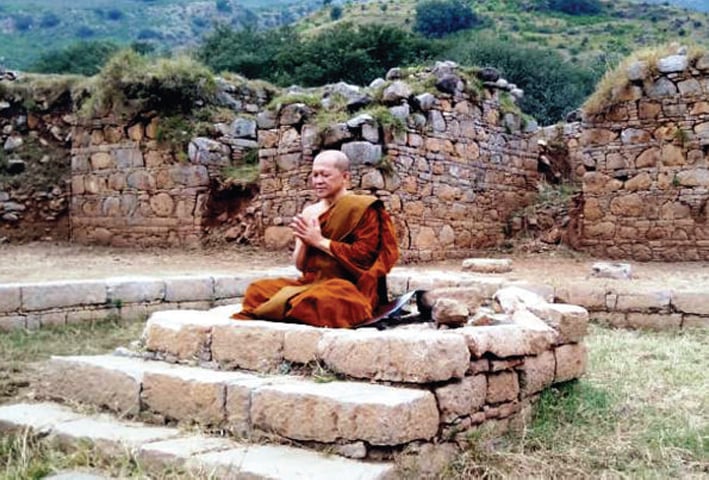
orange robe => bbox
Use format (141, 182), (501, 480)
(232, 195), (399, 328)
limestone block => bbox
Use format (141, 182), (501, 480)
(318, 329), (469, 383)
(342, 141), (382, 166)
(0, 285), (21, 312)
(500, 282), (555, 303)
(614, 289), (671, 312)
(164, 276), (214, 302)
(672, 291), (709, 315)
(40, 356), (143, 415)
(592, 312), (627, 328)
(657, 54), (688, 73)
(590, 262), (632, 279)
(0, 315), (25, 331)
(486, 371), (519, 404)
(144, 310), (232, 360)
(554, 343), (587, 383)
(189, 444), (395, 480)
(382, 80), (412, 103)
(626, 313), (681, 330)
(461, 325), (556, 358)
(138, 435), (235, 471)
(32, 311), (66, 328)
(626, 60), (648, 81)
(115, 149), (144, 168)
(169, 165), (209, 187)
(493, 286), (549, 314)
(647, 77), (678, 97)
(683, 315), (709, 329)
(461, 258), (512, 273)
(90, 152), (113, 170)
(142, 367), (256, 426)
(250, 380), (439, 445)
(434, 375), (487, 422)
(211, 321), (292, 371)
(555, 284), (607, 310)
(50, 416), (180, 457)
(212, 273), (264, 299)
(107, 277), (165, 303)
(532, 303), (589, 343)
(21, 281), (107, 311)
(283, 325), (323, 364)
(0, 403), (82, 434)
(432, 298), (469, 326)
(519, 350), (555, 396)
(361, 169), (385, 190)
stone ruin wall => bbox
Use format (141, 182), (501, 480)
(0, 85), (73, 242)
(571, 51), (709, 261)
(256, 85), (540, 262)
(69, 82), (271, 248)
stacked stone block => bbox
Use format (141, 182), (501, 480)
(577, 51), (709, 261)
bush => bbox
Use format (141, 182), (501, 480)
(414, 0), (480, 38)
(30, 41), (121, 76)
(39, 13), (60, 28)
(76, 26), (95, 38)
(106, 8), (124, 21)
(535, 0), (603, 15)
(330, 5), (343, 21)
(13, 15), (33, 32)
(444, 32), (599, 124)
(216, 0), (232, 13)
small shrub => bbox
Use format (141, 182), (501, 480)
(39, 13), (60, 29)
(13, 14), (33, 32)
(330, 5), (343, 21)
(216, 0), (232, 13)
(76, 26), (95, 39)
(106, 8), (124, 21)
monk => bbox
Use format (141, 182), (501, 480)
(231, 150), (399, 328)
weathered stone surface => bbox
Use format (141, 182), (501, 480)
(142, 367), (257, 426)
(283, 325), (323, 364)
(590, 262), (632, 280)
(461, 325), (556, 358)
(190, 444), (395, 480)
(555, 285), (607, 310)
(250, 380), (439, 445)
(493, 286), (549, 314)
(144, 311), (232, 360)
(434, 375), (486, 422)
(40, 356), (143, 415)
(0, 315), (25, 331)
(50, 416), (180, 456)
(212, 274), (263, 299)
(0, 402), (82, 433)
(138, 435), (235, 470)
(461, 258), (512, 273)
(432, 298), (469, 327)
(672, 291), (709, 315)
(106, 277), (165, 303)
(318, 329), (469, 382)
(554, 343), (587, 383)
(626, 313), (682, 330)
(614, 289), (671, 312)
(519, 350), (555, 396)
(486, 371), (519, 404)
(683, 315), (709, 329)
(21, 281), (107, 311)
(539, 303), (589, 343)
(657, 54), (688, 73)
(164, 276), (213, 302)
(211, 321), (291, 371)
(342, 141), (382, 166)
(0, 285), (21, 313)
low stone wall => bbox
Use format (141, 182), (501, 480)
(2, 267), (705, 333)
(576, 50), (709, 261)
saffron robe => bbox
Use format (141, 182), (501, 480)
(232, 194), (399, 328)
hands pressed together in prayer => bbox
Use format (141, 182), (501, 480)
(290, 213), (323, 247)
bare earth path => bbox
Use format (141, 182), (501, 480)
(2, 241), (709, 291)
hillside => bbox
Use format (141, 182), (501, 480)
(0, 0), (321, 70)
(300, 0), (709, 68)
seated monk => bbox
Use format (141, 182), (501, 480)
(231, 149), (399, 328)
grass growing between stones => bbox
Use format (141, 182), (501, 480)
(447, 325), (708, 478)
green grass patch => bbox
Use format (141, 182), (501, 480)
(446, 325), (709, 478)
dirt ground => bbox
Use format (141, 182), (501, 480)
(2, 241), (709, 291)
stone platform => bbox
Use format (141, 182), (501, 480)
(1, 282), (591, 478)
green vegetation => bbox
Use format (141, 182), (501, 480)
(413, 0), (481, 38)
(31, 41), (121, 76)
(445, 325), (708, 478)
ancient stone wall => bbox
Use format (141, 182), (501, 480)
(576, 50), (709, 261)
(70, 78), (273, 247)
(256, 67), (540, 262)
(0, 78), (73, 242)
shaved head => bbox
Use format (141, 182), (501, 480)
(314, 150), (350, 173)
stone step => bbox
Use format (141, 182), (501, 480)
(143, 308), (571, 382)
(39, 354), (440, 447)
(0, 402), (395, 480)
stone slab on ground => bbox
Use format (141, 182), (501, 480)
(461, 258), (513, 273)
(0, 402), (83, 433)
(189, 444), (395, 480)
(44, 471), (112, 480)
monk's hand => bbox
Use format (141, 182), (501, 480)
(290, 214), (331, 253)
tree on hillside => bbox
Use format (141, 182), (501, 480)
(535, 0), (603, 15)
(414, 0), (480, 38)
(444, 33), (599, 124)
(30, 41), (121, 76)
(276, 23), (438, 86)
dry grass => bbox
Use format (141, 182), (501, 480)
(584, 42), (708, 116)
(446, 325), (708, 478)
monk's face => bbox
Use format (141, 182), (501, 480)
(311, 155), (349, 202)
